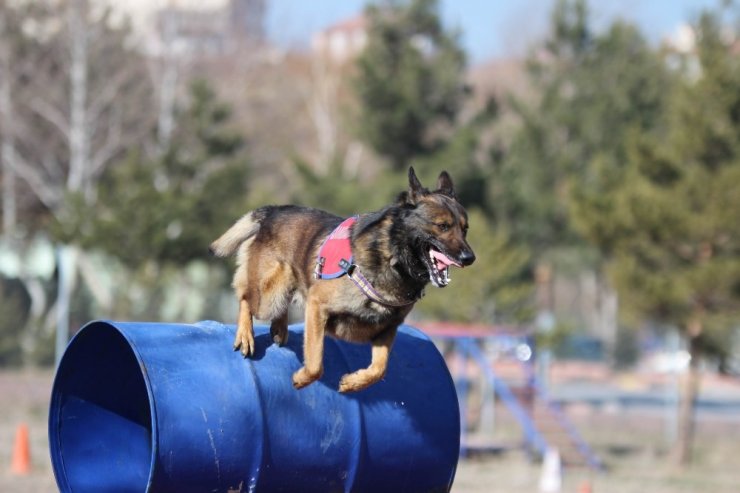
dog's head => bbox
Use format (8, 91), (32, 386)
(398, 167), (476, 288)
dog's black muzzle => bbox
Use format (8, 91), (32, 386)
(458, 250), (476, 267)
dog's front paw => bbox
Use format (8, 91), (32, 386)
(338, 373), (372, 393)
(233, 330), (255, 358)
(292, 367), (321, 389)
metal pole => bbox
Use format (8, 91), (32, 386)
(536, 311), (555, 395)
(55, 245), (71, 367)
(665, 329), (680, 447)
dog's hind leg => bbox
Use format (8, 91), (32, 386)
(256, 258), (295, 349)
(234, 297), (255, 357)
(254, 260), (294, 321)
(233, 261), (256, 357)
(338, 325), (398, 393)
(269, 311), (289, 346)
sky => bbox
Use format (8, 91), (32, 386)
(266, 0), (722, 64)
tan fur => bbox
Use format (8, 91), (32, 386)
(210, 213), (260, 257)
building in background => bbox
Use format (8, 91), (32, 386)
(311, 15), (367, 64)
(137, 0), (266, 58)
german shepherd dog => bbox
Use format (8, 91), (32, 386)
(210, 167), (475, 392)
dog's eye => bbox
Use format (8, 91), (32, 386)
(462, 225), (469, 237)
(437, 222), (451, 232)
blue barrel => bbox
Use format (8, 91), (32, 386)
(48, 320), (460, 492)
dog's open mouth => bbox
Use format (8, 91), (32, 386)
(425, 247), (461, 288)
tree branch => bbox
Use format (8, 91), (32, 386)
(12, 151), (63, 211)
(29, 97), (71, 141)
(89, 107), (122, 176)
(87, 67), (134, 124)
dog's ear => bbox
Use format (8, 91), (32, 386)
(406, 166), (427, 205)
(435, 171), (456, 199)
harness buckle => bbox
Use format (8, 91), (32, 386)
(338, 258), (354, 275)
(314, 257), (326, 279)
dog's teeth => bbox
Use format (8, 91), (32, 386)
(427, 251), (451, 288)
(431, 268), (443, 287)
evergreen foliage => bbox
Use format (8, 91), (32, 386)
(572, 9), (740, 348)
(497, 0), (673, 254)
(57, 80), (251, 269)
(353, 0), (469, 170)
(562, 5), (740, 463)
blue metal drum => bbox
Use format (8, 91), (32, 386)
(48, 320), (460, 492)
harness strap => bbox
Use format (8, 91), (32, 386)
(340, 260), (421, 308)
(315, 216), (358, 280)
(315, 216), (421, 307)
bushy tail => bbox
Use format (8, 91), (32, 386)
(209, 212), (260, 257)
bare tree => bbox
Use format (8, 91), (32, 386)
(307, 56), (340, 171)
(3, 0), (155, 359)
(303, 55), (370, 179)
(0, 6), (16, 235)
(14, 0), (153, 215)
(0, 1), (37, 235)
(149, 3), (183, 155)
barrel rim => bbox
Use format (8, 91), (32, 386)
(48, 319), (159, 492)
(401, 323), (462, 486)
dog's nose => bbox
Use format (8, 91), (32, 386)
(459, 251), (476, 266)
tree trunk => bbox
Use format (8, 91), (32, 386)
(54, 244), (79, 367)
(67, 0), (90, 200)
(308, 56), (339, 170)
(672, 320), (702, 465)
(156, 7), (178, 154)
(0, 9), (17, 235)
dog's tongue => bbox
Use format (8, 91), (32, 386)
(430, 249), (461, 271)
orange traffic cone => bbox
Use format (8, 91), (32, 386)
(10, 423), (31, 475)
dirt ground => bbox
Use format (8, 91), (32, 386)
(453, 420), (740, 493)
(1, 369), (739, 493)
(1, 370), (57, 493)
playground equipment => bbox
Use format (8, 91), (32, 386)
(49, 320), (460, 493)
(420, 322), (604, 471)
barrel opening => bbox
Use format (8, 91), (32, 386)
(50, 322), (154, 491)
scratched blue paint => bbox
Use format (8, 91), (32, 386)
(49, 320), (460, 492)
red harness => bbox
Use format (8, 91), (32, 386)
(314, 215), (420, 307)
(314, 216), (358, 279)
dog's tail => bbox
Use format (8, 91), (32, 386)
(209, 212), (260, 257)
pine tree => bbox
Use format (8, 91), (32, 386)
(572, 9), (740, 464)
(62, 79), (250, 269)
(499, 0), (672, 253)
(490, 0), (592, 252)
(353, 0), (468, 170)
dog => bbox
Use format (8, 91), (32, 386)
(210, 167), (475, 392)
